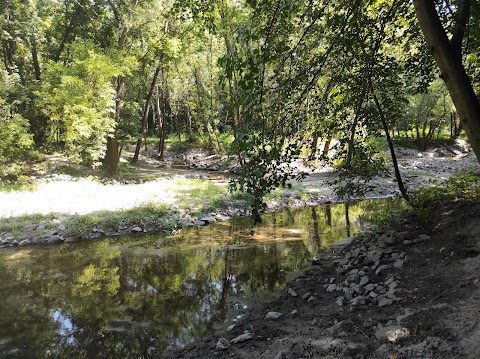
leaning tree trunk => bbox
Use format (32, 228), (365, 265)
(413, 0), (480, 162)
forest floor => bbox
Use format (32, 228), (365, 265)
(0, 139), (478, 246)
(168, 199), (480, 359)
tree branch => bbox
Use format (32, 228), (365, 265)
(450, 0), (470, 54)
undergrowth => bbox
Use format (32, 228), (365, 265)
(65, 203), (179, 238)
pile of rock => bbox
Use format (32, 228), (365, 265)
(323, 230), (409, 308)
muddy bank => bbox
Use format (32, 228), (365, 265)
(168, 200), (480, 359)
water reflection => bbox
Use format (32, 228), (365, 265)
(0, 198), (401, 358)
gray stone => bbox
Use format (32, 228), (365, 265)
(230, 333), (253, 344)
(419, 234), (431, 241)
(326, 284), (337, 292)
(302, 292), (311, 300)
(359, 276), (369, 286)
(348, 272), (359, 282)
(19, 239), (32, 246)
(265, 311), (282, 320)
(393, 260), (404, 269)
(307, 296), (315, 302)
(193, 220), (205, 226)
(351, 248), (361, 258)
(199, 216), (217, 224)
(388, 281), (398, 292)
(131, 226), (143, 233)
(378, 298), (394, 307)
(375, 324), (410, 343)
(396, 308), (416, 324)
(227, 324), (236, 332)
(403, 240), (413, 245)
(367, 249), (384, 263)
(327, 320), (354, 336)
(216, 338), (230, 350)
(390, 252), (400, 261)
(287, 288), (298, 297)
(350, 296), (366, 306)
(375, 265), (390, 275)
(364, 283), (377, 292)
(335, 297), (344, 306)
(343, 288), (354, 301)
(274, 351), (286, 359)
(384, 276), (395, 285)
(378, 230), (399, 245)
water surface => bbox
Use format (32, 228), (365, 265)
(0, 198), (399, 358)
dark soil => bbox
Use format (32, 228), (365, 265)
(168, 200), (480, 359)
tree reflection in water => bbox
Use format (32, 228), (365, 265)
(0, 198), (402, 358)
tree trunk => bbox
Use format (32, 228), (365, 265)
(31, 37), (41, 81)
(132, 65), (161, 164)
(371, 86), (410, 203)
(413, 0), (480, 162)
(105, 137), (119, 176)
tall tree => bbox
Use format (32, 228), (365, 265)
(413, 0), (480, 161)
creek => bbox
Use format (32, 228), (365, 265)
(0, 198), (401, 358)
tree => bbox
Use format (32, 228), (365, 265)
(36, 42), (122, 166)
(413, 0), (480, 160)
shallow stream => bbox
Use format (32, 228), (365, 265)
(0, 198), (400, 358)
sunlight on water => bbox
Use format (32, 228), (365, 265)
(0, 198), (402, 358)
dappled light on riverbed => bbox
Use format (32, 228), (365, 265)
(0, 198), (401, 358)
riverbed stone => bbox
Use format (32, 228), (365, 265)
(199, 216), (216, 224)
(216, 338), (230, 350)
(375, 324), (410, 343)
(419, 234), (431, 241)
(327, 320), (354, 336)
(375, 265), (390, 275)
(227, 324), (235, 332)
(287, 288), (298, 297)
(359, 276), (370, 286)
(378, 297), (394, 307)
(326, 284), (337, 292)
(396, 308), (416, 324)
(230, 333), (253, 344)
(350, 296), (366, 306)
(393, 260), (404, 269)
(265, 311), (282, 320)
(131, 226), (143, 233)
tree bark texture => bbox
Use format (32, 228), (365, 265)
(413, 0), (480, 162)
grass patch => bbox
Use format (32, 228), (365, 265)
(404, 170), (435, 177)
(410, 167), (480, 209)
(64, 203), (177, 239)
(0, 213), (58, 232)
(0, 178), (37, 192)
